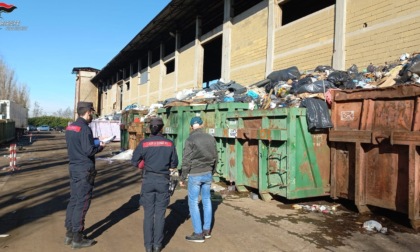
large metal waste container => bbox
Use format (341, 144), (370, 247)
(329, 84), (420, 229)
(157, 103), (251, 170)
(213, 108), (330, 201)
(0, 121), (15, 144)
(120, 109), (147, 150)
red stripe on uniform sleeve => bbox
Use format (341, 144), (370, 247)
(143, 141), (173, 148)
(66, 125), (81, 132)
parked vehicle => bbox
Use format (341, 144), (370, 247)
(37, 125), (50, 131)
(53, 126), (65, 132)
(0, 100), (29, 138)
(27, 125), (37, 131)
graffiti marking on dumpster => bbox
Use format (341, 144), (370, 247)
(228, 129), (237, 138)
(340, 111), (354, 121)
(208, 128), (215, 136)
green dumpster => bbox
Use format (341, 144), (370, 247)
(157, 103), (251, 173)
(0, 121), (15, 144)
(120, 109), (147, 150)
(213, 108), (330, 201)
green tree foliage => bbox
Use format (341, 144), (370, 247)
(29, 116), (73, 129)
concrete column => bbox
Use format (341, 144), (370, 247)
(159, 42), (164, 100)
(194, 17), (203, 89)
(221, 0), (232, 82)
(265, 0), (277, 78)
(333, 0), (347, 70)
(147, 50), (152, 105)
(175, 30), (180, 90)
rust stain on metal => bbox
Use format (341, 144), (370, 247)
(229, 157), (236, 168)
(243, 140), (258, 178)
(299, 158), (314, 183)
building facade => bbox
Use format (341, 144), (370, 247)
(71, 67), (100, 119)
(75, 0), (419, 116)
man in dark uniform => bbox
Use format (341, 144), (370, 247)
(64, 101), (105, 249)
(131, 117), (178, 252)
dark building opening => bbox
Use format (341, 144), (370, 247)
(165, 59), (175, 74)
(202, 35), (222, 89)
(280, 0), (335, 26)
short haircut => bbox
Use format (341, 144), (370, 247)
(77, 107), (90, 116)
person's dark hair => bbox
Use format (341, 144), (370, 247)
(77, 107), (90, 116)
(150, 124), (163, 135)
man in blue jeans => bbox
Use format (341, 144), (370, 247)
(179, 116), (218, 242)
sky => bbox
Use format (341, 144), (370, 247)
(0, 0), (170, 116)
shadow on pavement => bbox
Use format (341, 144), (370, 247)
(85, 194), (140, 239)
(162, 190), (222, 248)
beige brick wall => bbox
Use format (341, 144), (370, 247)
(149, 63), (161, 94)
(120, 78), (138, 109)
(101, 85), (117, 115)
(161, 71), (176, 101)
(78, 71), (97, 105)
(178, 46), (196, 87)
(230, 6), (268, 86)
(96, 0), (420, 116)
(274, 6), (335, 72)
(137, 80), (149, 106)
(346, 0), (420, 69)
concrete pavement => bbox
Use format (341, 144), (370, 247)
(0, 132), (419, 252)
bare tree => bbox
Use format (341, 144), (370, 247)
(63, 107), (73, 119)
(53, 107), (74, 119)
(32, 101), (43, 117)
(0, 57), (30, 108)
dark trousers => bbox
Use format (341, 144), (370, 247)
(65, 169), (95, 233)
(140, 176), (170, 249)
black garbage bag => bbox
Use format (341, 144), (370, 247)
(314, 65), (334, 72)
(233, 94), (253, 103)
(296, 80), (336, 94)
(289, 80), (299, 94)
(408, 54), (420, 74)
(298, 76), (314, 86)
(347, 64), (359, 79)
(267, 66), (301, 82)
(327, 71), (350, 86)
(300, 98), (333, 131)
(163, 98), (179, 106)
(367, 63), (376, 73)
(265, 81), (276, 93)
(210, 80), (247, 94)
(398, 55), (420, 82)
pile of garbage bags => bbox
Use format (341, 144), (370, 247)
(127, 52), (420, 130)
(162, 52), (420, 110)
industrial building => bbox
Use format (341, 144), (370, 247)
(72, 0), (420, 116)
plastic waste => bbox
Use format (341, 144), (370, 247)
(363, 220), (387, 233)
(101, 135), (116, 144)
(400, 53), (410, 61)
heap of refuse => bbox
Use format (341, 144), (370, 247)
(102, 52), (420, 131)
(159, 52), (420, 110)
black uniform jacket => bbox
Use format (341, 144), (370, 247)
(65, 117), (103, 171)
(131, 133), (178, 176)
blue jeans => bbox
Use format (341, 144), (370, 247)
(188, 172), (212, 234)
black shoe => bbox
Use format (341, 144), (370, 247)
(203, 229), (211, 239)
(64, 230), (73, 245)
(71, 232), (97, 249)
(153, 246), (162, 252)
(145, 248), (152, 252)
(185, 232), (205, 243)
